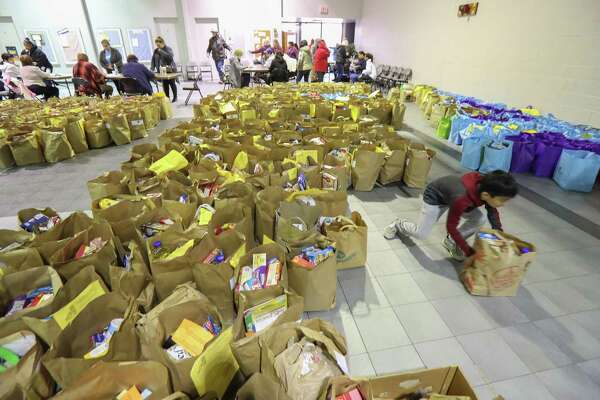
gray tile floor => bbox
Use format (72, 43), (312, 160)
(2, 82), (600, 399)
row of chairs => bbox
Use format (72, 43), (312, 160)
(374, 65), (412, 91)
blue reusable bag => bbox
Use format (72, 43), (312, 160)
(479, 140), (514, 173)
(449, 114), (474, 145)
(553, 150), (600, 192)
(461, 136), (491, 170)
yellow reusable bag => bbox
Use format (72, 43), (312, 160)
(149, 150), (189, 175)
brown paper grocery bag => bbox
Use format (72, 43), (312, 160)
(236, 373), (292, 400)
(7, 132), (45, 166)
(231, 289), (303, 378)
(0, 331), (54, 400)
(49, 221), (118, 284)
(38, 128), (75, 163)
(51, 361), (171, 400)
(286, 188), (349, 217)
(161, 180), (200, 229)
(379, 138), (410, 185)
(255, 187), (288, 242)
(64, 117), (89, 153)
(323, 212), (367, 270)
(191, 231), (246, 324)
(136, 283), (222, 396)
(41, 293), (140, 389)
(125, 109), (149, 140)
(403, 143), (436, 188)
(84, 118), (113, 148)
(0, 229), (44, 274)
(351, 146), (385, 191)
(105, 114), (132, 145)
(0, 139), (16, 169)
(214, 182), (255, 212)
(22, 265), (109, 346)
(208, 204), (255, 249)
(87, 170), (130, 201)
(461, 229), (537, 296)
(392, 101), (406, 130)
(147, 229), (206, 276)
(17, 207), (59, 229)
(142, 102), (161, 129)
(319, 376), (368, 400)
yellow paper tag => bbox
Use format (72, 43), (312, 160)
(263, 235), (275, 245)
(190, 327), (239, 399)
(287, 167), (298, 181)
(232, 151), (249, 170)
(165, 239), (195, 261)
(197, 208), (214, 226)
(268, 109), (279, 118)
(229, 245), (246, 268)
(52, 280), (106, 329)
(117, 386), (143, 400)
(295, 150), (318, 165)
(508, 123), (519, 130)
(172, 319), (215, 357)
(523, 129), (537, 134)
(149, 150), (189, 175)
(521, 108), (541, 116)
(219, 102), (236, 114)
(309, 104), (316, 117)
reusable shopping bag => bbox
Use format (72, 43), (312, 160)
(436, 116), (451, 139)
(64, 117), (89, 153)
(84, 118), (112, 148)
(506, 134), (536, 173)
(7, 132), (45, 166)
(378, 138), (409, 185)
(323, 212), (367, 270)
(532, 137), (563, 177)
(478, 140), (513, 173)
(351, 145), (385, 191)
(460, 136), (491, 171)
(104, 114), (132, 145)
(403, 143), (436, 188)
(553, 149), (600, 192)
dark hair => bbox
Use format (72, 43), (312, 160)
(127, 54), (139, 63)
(300, 40), (307, 47)
(358, 51), (365, 56)
(1, 53), (11, 62)
(275, 52), (284, 60)
(479, 170), (518, 198)
(20, 55), (33, 66)
(366, 53), (373, 61)
(23, 38), (33, 46)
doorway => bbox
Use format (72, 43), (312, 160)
(154, 17), (182, 64)
(194, 18), (219, 80)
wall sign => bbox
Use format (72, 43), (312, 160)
(458, 2), (479, 17)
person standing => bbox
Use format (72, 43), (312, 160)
(286, 42), (298, 59)
(334, 39), (349, 81)
(122, 54), (155, 96)
(19, 55), (59, 100)
(98, 39), (123, 74)
(72, 53), (113, 98)
(313, 40), (330, 82)
(296, 40), (312, 83)
(151, 36), (178, 102)
(207, 30), (231, 83)
(21, 38), (53, 72)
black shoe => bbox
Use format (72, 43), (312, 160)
(171, 97), (177, 103)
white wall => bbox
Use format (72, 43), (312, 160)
(0, 0), (95, 74)
(357, 0), (600, 126)
(282, 0), (362, 19)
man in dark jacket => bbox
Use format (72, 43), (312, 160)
(206, 30), (231, 83)
(21, 38), (53, 72)
(122, 54), (155, 95)
(383, 171), (518, 261)
(268, 53), (289, 84)
(334, 39), (349, 82)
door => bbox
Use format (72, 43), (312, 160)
(194, 18), (219, 80)
(154, 18), (182, 64)
(0, 17), (20, 55)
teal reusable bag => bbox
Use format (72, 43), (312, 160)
(436, 117), (451, 139)
(553, 149), (600, 192)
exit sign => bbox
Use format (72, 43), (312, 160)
(320, 5), (329, 15)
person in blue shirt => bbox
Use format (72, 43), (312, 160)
(98, 39), (123, 74)
(122, 54), (155, 95)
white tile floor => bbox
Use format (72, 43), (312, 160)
(2, 82), (600, 399)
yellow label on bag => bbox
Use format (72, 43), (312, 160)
(268, 109), (279, 118)
(219, 102), (236, 114)
(240, 109), (256, 122)
(190, 327), (238, 399)
(165, 239), (195, 261)
(229, 245), (246, 268)
(52, 280), (106, 329)
(232, 151), (249, 170)
(349, 104), (361, 122)
(309, 104), (316, 117)
(295, 150), (318, 165)
(263, 235), (275, 245)
(172, 319), (214, 356)
(521, 108), (540, 116)
(287, 167), (298, 181)
(197, 208), (214, 226)
(149, 150), (189, 175)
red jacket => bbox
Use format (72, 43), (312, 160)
(72, 61), (106, 97)
(313, 42), (330, 73)
(446, 172), (502, 256)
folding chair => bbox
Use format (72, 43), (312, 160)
(199, 61), (214, 81)
(14, 79), (43, 102)
(72, 77), (90, 96)
(120, 77), (145, 97)
(222, 65), (232, 90)
(182, 72), (203, 105)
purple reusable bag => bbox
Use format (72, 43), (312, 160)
(507, 134), (536, 173)
(532, 134), (564, 178)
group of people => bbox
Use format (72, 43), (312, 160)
(334, 41), (377, 83)
(0, 35), (180, 102)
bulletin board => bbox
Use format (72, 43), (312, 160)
(24, 29), (57, 63)
(252, 29), (271, 60)
(95, 28), (125, 52)
(127, 28), (153, 63)
(56, 27), (85, 64)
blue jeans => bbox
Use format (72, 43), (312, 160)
(350, 72), (360, 83)
(214, 58), (225, 81)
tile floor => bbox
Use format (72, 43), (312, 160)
(2, 82), (600, 399)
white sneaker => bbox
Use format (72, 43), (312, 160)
(383, 219), (399, 239)
(442, 235), (466, 261)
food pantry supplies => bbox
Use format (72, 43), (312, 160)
(83, 318), (124, 359)
(4, 286), (53, 317)
(237, 254), (282, 292)
(461, 230), (536, 296)
(243, 294), (288, 335)
(291, 244), (336, 270)
(20, 213), (61, 233)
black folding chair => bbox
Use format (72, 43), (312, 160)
(120, 77), (145, 97)
(72, 77), (90, 96)
(182, 72), (203, 105)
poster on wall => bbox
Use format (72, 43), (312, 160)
(95, 28), (125, 52)
(127, 28), (153, 63)
(23, 29), (57, 63)
(57, 27), (85, 64)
